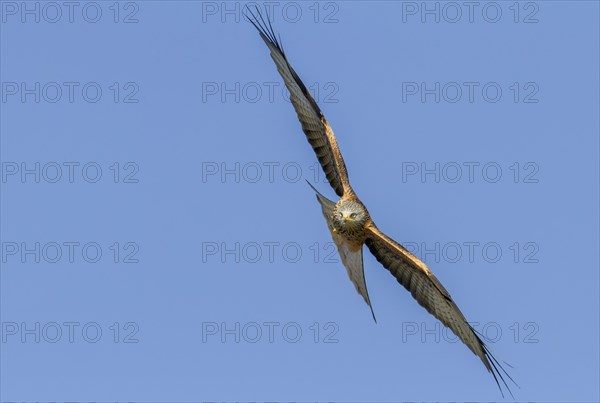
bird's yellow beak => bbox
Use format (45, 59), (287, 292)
(342, 213), (350, 221)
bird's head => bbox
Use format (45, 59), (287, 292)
(333, 200), (369, 231)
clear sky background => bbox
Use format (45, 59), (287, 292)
(1, 1), (599, 401)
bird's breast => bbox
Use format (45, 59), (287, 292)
(332, 219), (367, 244)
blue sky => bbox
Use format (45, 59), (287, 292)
(1, 1), (599, 401)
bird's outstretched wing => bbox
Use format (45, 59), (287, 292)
(364, 223), (516, 397)
(307, 182), (376, 321)
(246, 7), (350, 197)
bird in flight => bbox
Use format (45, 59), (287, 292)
(246, 6), (516, 397)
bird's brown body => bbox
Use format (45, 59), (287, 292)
(246, 6), (515, 397)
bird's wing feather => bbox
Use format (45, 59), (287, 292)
(246, 7), (350, 197)
(307, 182), (376, 321)
(365, 223), (515, 397)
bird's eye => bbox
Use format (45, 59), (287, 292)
(350, 213), (357, 219)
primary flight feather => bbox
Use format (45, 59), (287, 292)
(245, 6), (516, 397)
